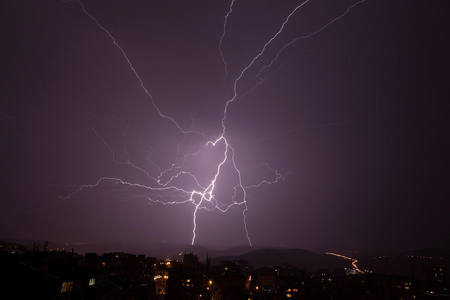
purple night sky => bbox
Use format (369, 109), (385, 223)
(1, 0), (449, 250)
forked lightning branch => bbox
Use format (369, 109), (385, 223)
(65, 0), (366, 246)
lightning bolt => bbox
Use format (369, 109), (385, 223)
(218, 0), (236, 79)
(64, 0), (366, 246)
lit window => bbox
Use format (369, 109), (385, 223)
(89, 278), (95, 286)
(286, 294), (292, 298)
(61, 281), (73, 293)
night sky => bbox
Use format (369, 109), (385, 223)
(1, 0), (449, 250)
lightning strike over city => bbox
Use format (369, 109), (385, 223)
(2, 0), (449, 252)
(60, 0), (370, 246)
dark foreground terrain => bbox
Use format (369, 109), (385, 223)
(1, 240), (449, 299)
